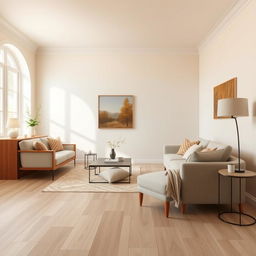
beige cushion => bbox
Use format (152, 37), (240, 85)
(33, 141), (48, 151)
(99, 168), (129, 183)
(187, 146), (232, 162)
(19, 139), (40, 150)
(137, 171), (167, 195)
(177, 138), (199, 155)
(183, 144), (202, 160)
(55, 150), (75, 165)
(201, 147), (217, 152)
(48, 137), (64, 152)
(164, 154), (183, 162)
(40, 137), (50, 149)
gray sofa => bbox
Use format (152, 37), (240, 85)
(163, 139), (245, 207)
(18, 137), (76, 180)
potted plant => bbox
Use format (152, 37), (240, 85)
(26, 108), (40, 137)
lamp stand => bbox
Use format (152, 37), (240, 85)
(232, 116), (244, 173)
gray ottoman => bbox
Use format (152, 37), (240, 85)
(137, 171), (172, 217)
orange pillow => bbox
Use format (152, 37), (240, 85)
(47, 137), (64, 152)
(177, 138), (200, 155)
(33, 141), (48, 151)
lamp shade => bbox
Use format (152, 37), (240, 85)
(6, 118), (20, 128)
(217, 98), (248, 117)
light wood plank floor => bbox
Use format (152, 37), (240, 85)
(0, 164), (256, 256)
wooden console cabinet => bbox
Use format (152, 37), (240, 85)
(0, 136), (47, 180)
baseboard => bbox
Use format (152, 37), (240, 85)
(245, 192), (256, 208)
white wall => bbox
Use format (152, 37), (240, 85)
(36, 50), (198, 162)
(199, 0), (256, 197)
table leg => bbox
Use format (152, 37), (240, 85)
(89, 166), (91, 183)
(230, 177), (233, 213)
(239, 177), (242, 226)
(218, 173), (220, 212)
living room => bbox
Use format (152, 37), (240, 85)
(0, 0), (256, 255)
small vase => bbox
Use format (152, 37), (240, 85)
(110, 148), (116, 159)
(29, 126), (36, 137)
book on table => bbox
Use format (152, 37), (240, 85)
(104, 158), (119, 163)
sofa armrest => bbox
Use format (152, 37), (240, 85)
(62, 144), (76, 151)
(180, 158), (246, 204)
(18, 150), (55, 168)
(163, 145), (180, 154)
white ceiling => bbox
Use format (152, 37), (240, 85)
(0, 0), (238, 49)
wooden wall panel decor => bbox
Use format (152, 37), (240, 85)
(213, 77), (237, 119)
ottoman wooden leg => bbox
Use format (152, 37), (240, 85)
(164, 201), (170, 217)
(139, 192), (143, 206)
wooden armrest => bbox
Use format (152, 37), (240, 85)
(18, 150), (55, 153)
(62, 144), (76, 151)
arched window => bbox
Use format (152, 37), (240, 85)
(0, 44), (31, 136)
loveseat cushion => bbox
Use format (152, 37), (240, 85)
(19, 139), (41, 150)
(55, 150), (75, 165)
(137, 171), (167, 195)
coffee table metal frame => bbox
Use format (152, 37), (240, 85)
(88, 158), (132, 184)
(218, 169), (256, 226)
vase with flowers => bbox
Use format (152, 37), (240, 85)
(107, 138), (125, 159)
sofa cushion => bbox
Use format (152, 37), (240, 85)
(183, 144), (202, 160)
(40, 137), (50, 149)
(177, 138), (200, 155)
(198, 138), (210, 148)
(99, 168), (129, 183)
(187, 147), (232, 162)
(33, 141), (48, 151)
(137, 171), (167, 195)
(55, 150), (75, 165)
(163, 154), (184, 170)
(164, 154), (183, 162)
(48, 137), (64, 152)
(19, 139), (41, 150)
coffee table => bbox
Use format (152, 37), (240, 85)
(88, 158), (132, 183)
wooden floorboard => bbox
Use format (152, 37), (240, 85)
(0, 163), (256, 256)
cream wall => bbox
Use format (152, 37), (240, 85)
(0, 19), (36, 113)
(199, 1), (256, 197)
(36, 51), (198, 162)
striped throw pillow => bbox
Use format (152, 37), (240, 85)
(177, 138), (200, 155)
(33, 141), (48, 151)
(47, 137), (64, 152)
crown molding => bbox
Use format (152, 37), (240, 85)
(0, 16), (38, 52)
(36, 47), (198, 55)
(198, 0), (251, 52)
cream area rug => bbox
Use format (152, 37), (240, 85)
(43, 163), (163, 193)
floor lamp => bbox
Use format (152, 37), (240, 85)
(217, 98), (249, 173)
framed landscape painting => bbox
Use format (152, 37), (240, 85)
(98, 95), (134, 128)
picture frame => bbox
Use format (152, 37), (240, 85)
(98, 95), (134, 128)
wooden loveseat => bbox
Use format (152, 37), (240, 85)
(18, 137), (76, 180)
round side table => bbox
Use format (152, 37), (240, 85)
(218, 169), (256, 226)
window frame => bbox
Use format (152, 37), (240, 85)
(0, 46), (25, 137)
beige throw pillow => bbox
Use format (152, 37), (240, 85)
(99, 168), (129, 183)
(183, 144), (202, 160)
(47, 137), (64, 152)
(33, 141), (48, 151)
(187, 146), (232, 162)
(177, 138), (200, 155)
(201, 147), (217, 152)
